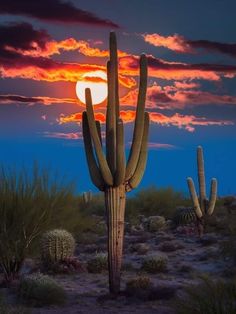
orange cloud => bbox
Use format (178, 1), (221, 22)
(7, 38), (128, 59)
(143, 33), (193, 53)
(59, 110), (233, 132)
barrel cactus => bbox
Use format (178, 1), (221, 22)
(40, 229), (75, 264)
(187, 146), (217, 237)
(173, 207), (197, 227)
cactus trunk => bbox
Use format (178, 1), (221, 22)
(105, 185), (126, 294)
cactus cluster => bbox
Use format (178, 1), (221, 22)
(187, 146), (217, 236)
(40, 229), (75, 265)
(82, 32), (149, 293)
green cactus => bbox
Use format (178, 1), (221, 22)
(40, 229), (75, 265)
(173, 207), (197, 227)
(187, 146), (217, 236)
(82, 32), (149, 294)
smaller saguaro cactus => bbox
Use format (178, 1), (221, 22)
(187, 146), (217, 237)
(83, 190), (92, 204)
(40, 229), (75, 264)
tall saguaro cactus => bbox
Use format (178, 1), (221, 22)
(82, 32), (149, 294)
(187, 146), (217, 236)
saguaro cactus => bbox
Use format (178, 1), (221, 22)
(82, 32), (149, 294)
(187, 146), (217, 236)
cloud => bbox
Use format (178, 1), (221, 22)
(43, 131), (83, 140)
(121, 83), (236, 109)
(0, 94), (79, 106)
(0, 0), (119, 27)
(59, 110), (233, 132)
(119, 55), (236, 81)
(147, 142), (176, 149)
(143, 33), (236, 58)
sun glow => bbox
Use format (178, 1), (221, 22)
(76, 71), (107, 105)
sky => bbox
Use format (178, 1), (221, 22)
(0, 0), (236, 196)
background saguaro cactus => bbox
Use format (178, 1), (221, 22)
(82, 32), (149, 294)
(187, 146), (217, 236)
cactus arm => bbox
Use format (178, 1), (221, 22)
(110, 32), (120, 117)
(125, 54), (148, 181)
(106, 59), (116, 174)
(187, 177), (203, 218)
(85, 88), (113, 186)
(96, 120), (102, 146)
(114, 119), (126, 186)
(82, 112), (105, 191)
(129, 112), (149, 189)
(197, 146), (206, 211)
(207, 178), (217, 215)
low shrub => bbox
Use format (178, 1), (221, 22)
(141, 255), (168, 273)
(18, 273), (66, 306)
(126, 276), (153, 298)
(175, 277), (236, 314)
(87, 253), (108, 273)
(43, 257), (86, 274)
(129, 243), (149, 255)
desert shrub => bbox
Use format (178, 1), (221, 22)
(87, 253), (108, 273)
(18, 273), (66, 306)
(0, 164), (76, 283)
(130, 243), (149, 255)
(40, 229), (75, 265)
(44, 257), (86, 274)
(141, 255), (168, 273)
(126, 186), (190, 221)
(147, 216), (166, 232)
(175, 277), (236, 314)
(220, 236), (236, 265)
(126, 276), (153, 298)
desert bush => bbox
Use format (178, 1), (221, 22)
(79, 192), (105, 216)
(126, 186), (190, 221)
(141, 255), (168, 273)
(40, 229), (75, 265)
(147, 216), (166, 232)
(175, 277), (236, 314)
(130, 243), (149, 255)
(87, 253), (108, 273)
(18, 273), (66, 306)
(43, 257), (86, 274)
(126, 276), (153, 298)
(0, 164), (76, 283)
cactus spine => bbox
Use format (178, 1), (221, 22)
(187, 146), (217, 236)
(82, 32), (149, 294)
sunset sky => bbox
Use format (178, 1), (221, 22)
(0, 0), (235, 195)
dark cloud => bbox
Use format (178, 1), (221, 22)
(0, 22), (50, 52)
(188, 40), (236, 58)
(0, 0), (119, 27)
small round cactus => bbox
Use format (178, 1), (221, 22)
(173, 207), (197, 227)
(40, 229), (75, 264)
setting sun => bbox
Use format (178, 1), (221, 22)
(76, 71), (107, 105)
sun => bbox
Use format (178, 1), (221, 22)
(76, 71), (107, 105)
